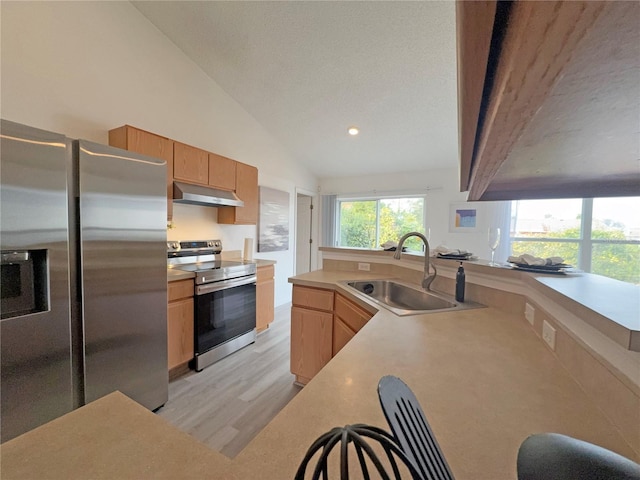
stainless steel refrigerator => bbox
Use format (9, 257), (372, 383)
(1, 119), (168, 442)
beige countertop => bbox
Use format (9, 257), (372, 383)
(2, 270), (637, 479)
(167, 268), (195, 282)
(321, 247), (640, 351)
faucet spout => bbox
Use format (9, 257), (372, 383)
(393, 231), (437, 291)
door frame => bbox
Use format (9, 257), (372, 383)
(294, 187), (318, 274)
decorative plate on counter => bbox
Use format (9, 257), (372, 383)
(509, 263), (572, 274)
(437, 253), (473, 260)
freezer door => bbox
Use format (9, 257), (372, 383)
(78, 140), (168, 410)
(0, 120), (74, 442)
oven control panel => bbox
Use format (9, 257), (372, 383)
(167, 239), (223, 256)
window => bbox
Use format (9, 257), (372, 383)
(337, 196), (425, 251)
(510, 197), (640, 284)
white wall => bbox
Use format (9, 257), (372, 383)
(1, 1), (318, 307)
(320, 168), (512, 262)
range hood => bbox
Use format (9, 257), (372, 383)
(173, 181), (244, 208)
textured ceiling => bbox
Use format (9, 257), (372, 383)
(132, 1), (459, 179)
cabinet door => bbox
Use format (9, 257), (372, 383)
(334, 293), (372, 333)
(208, 153), (236, 191)
(218, 162), (258, 224)
(333, 316), (356, 356)
(167, 298), (194, 370)
(290, 306), (333, 383)
(174, 142), (208, 184)
(256, 266), (275, 332)
(108, 125), (174, 220)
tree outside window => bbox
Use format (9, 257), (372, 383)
(510, 197), (640, 284)
(338, 197), (425, 251)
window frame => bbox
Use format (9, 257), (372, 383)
(509, 198), (640, 282)
(334, 194), (427, 249)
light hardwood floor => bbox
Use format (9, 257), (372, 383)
(158, 303), (301, 458)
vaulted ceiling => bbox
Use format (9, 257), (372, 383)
(132, 1), (459, 179)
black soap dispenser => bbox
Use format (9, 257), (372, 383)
(455, 262), (465, 302)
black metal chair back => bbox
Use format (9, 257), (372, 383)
(294, 423), (424, 480)
(377, 375), (454, 480)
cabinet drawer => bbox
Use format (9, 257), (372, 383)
(168, 279), (194, 302)
(334, 293), (372, 333)
(257, 264), (274, 283)
(292, 285), (334, 312)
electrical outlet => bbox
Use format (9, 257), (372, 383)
(358, 263), (370, 271)
(524, 303), (535, 325)
(542, 320), (556, 350)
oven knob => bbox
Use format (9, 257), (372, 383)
(207, 240), (217, 248)
(168, 242), (180, 250)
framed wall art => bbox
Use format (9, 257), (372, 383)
(449, 203), (479, 233)
(258, 186), (290, 252)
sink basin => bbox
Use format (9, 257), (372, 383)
(341, 279), (482, 316)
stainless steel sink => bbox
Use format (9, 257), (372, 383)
(341, 279), (483, 316)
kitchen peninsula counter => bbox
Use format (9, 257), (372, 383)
(2, 268), (637, 479)
(320, 246), (640, 351)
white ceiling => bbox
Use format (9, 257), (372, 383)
(132, 1), (459, 180)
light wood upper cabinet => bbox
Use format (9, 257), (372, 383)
(108, 125), (174, 220)
(256, 264), (275, 332)
(208, 153), (236, 191)
(173, 142), (209, 185)
(218, 161), (258, 225)
(457, 1), (639, 200)
(109, 125), (261, 224)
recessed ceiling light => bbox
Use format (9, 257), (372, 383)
(347, 126), (359, 136)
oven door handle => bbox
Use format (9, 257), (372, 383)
(195, 275), (257, 295)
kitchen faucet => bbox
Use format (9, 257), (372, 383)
(393, 232), (437, 291)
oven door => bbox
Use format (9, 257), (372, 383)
(194, 275), (257, 356)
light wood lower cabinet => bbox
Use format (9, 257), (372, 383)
(256, 264), (275, 332)
(168, 279), (194, 372)
(332, 317), (356, 357)
(290, 285), (334, 384)
(290, 306), (333, 385)
(333, 292), (373, 355)
(290, 286), (374, 385)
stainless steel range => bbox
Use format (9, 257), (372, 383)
(168, 240), (257, 372)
